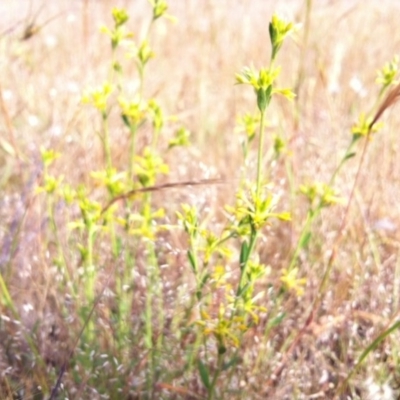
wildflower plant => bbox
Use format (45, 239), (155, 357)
(35, 2), (191, 396)
(285, 57), (399, 285)
(176, 13), (400, 398)
(376, 55), (399, 92)
(266, 41), (400, 393)
(80, 2), (182, 393)
(174, 14), (295, 399)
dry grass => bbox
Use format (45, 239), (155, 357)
(1, 0), (400, 399)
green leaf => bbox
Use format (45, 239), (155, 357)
(187, 250), (197, 273)
(218, 345), (227, 355)
(113, 61), (122, 73)
(122, 114), (131, 128)
(237, 281), (251, 297)
(299, 232), (311, 249)
(222, 355), (241, 371)
(168, 127), (191, 149)
(200, 273), (210, 288)
(340, 319), (400, 394)
(239, 241), (249, 267)
(265, 85), (273, 106)
(198, 360), (211, 390)
(113, 236), (123, 257)
(257, 88), (267, 113)
(267, 312), (286, 328)
(344, 151), (356, 161)
(269, 20), (276, 50)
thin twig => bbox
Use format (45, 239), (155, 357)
(101, 178), (228, 214)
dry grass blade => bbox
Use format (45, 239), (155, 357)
(101, 178), (228, 213)
(0, 82), (21, 161)
(370, 82), (400, 129)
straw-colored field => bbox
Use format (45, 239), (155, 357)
(1, 1), (400, 399)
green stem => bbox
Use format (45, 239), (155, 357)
(207, 351), (224, 400)
(116, 245), (136, 352)
(235, 109), (267, 295)
(287, 210), (313, 271)
(138, 65), (145, 101)
(288, 138), (356, 272)
(102, 113), (113, 170)
(86, 224), (95, 300)
(48, 197), (73, 288)
(81, 222), (97, 343)
(142, 192), (164, 396)
(329, 139), (357, 187)
(129, 124), (138, 181)
(0, 272), (16, 311)
(256, 110), (266, 199)
(237, 228), (258, 297)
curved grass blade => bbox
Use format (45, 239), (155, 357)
(338, 319), (400, 396)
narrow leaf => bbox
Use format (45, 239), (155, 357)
(340, 320), (400, 393)
(268, 312), (286, 328)
(257, 88), (267, 113)
(187, 250), (197, 273)
(121, 114), (131, 128)
(299, 232), (311, 249)
(239, 241), (249, 267)
(198, 360), (211, 390)
(344, 151), (357, 161)
(222, 355), (241, 371)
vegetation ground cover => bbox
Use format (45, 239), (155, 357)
(1, 1), (400, 399)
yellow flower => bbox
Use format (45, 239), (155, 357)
(82, 82), (114, 113)
(280, 268), (307, 296)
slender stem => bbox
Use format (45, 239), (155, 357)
(287, 210), (313, 272)
(287, 139), (356, 272)
(237, 228), (258, 297)
(82, 222), (96, 342)
(102, 113), (113, 170)
(86, 224), (95, 299)
(237, 108), (266, 295)
(256, 110), (266, 200)
(49, 197), (74, 287)
(138, 65), (145, 101)
(315, 134), (370, 304)
(329, 139), (356, 187)
(207, 351), (224, 400)
(129, 125), (138, 181)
